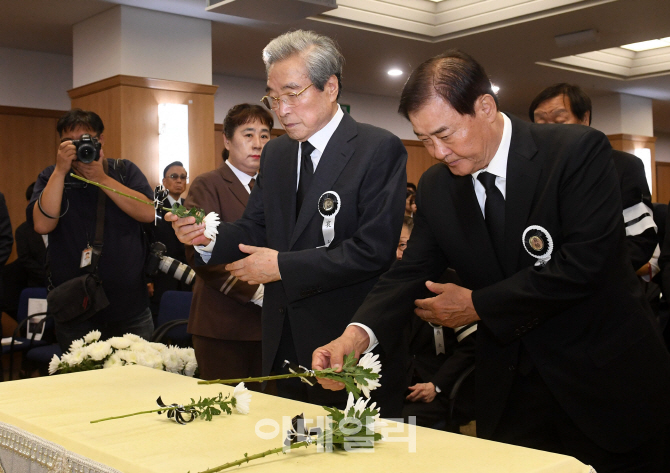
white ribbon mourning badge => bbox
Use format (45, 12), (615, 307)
(522, 225), (553, 266)
(318, 191), (341, 247)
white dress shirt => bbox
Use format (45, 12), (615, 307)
(296, 105), (345, 188)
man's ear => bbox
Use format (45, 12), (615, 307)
(325, 75), (339, 103)
(478, 94), (498, 122)
(582, 111), (591, 126)
(98, 133), (105, 145)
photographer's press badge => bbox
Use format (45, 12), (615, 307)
(318, 191), (341, 247)
(522, 225), (553, 266)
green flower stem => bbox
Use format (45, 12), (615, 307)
(198, 372), (316, 385)
(69, 173), (172, 213)
(197, 442), (310, 473)
(90, 405), (192, 424)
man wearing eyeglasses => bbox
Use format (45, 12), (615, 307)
(168, 30), (408, 413)
(146, 161), (191, 316)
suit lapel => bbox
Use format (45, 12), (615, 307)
(219, 164), (250, 207)
(502, 116), (540, 277)
(450, 174), (505, 281)
(289, 114), (356, 249)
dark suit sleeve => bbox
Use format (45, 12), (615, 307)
(0, 193), (13, 266)
(431, 330), (476, 393)
(616, 152), (656, 270)
(278, 134), (407, 303)
(472, 131), (626, 344)
(185, 174), (259, 305)
(350, 178), (451, 352)
(659, 200), (670, 301)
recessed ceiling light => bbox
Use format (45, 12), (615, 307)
(388, 69), (403, 76)
(621, 37), (670, 52)
(491, 84), (500, 94)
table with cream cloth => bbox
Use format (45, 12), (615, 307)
(0, 365), (593, 473)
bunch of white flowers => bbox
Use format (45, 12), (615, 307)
(49, 331), (197, 377)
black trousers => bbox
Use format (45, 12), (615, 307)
(492, 365), (667, 473)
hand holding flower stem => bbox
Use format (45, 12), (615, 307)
(199, 352), (382, 400)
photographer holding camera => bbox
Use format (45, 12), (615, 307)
(28, 109), (155, 351)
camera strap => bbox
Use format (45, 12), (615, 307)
(89, 160), (108, 274)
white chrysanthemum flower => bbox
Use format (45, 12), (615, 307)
(108, 337), (131, 350)
(137, 351), (163, 370)
(344, 392), (384, 432)
(86, 341), (112, 361)
(148, 342), (167, 352)
(129, 341), (150, 354)
(184, 359), (197, 377)
(69, 339), (84, 351)
(162, 348), (184, 373)
(48, 354), (61, 375)
(232, 382), (252, 414)
(119, 350), (138, 365)
(122, 333), (142, 343)
(64, 347), (86, 365)
(103, 353), (124, 369)
(83, 330), (102, 344)
(203, 212), (220, 240)
(356, 353), (382, 398)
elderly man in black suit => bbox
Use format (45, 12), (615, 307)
(313, 50), (670, 472)
(168, 30), (407, 412)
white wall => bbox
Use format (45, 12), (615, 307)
(212, 74), (415, 139)
(73, 6), (212, 87)
(0, 47), (72, 110)
(591, 93), (654, 137)
(656, 131), (670, 163)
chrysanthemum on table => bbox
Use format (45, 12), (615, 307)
(48, 331), (197, 377)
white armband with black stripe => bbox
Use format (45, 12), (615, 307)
(623, 202), (656, 236)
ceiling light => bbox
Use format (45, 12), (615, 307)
(491, 84), (500, 94)
(621, 38), (670, 52)
(388, 69), (403, 76)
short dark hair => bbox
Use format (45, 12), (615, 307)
(163, 161), (184, 178)
(56, 109), (104, 137)
(398, 49), (498, 119)
(222, 104), (274, 161)
(26, 182), (35, 202)
(528, 83), (592, 125)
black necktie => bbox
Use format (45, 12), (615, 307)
(296, 141), (315, 215)
(248, 177), (255, 192)
(477, 171), (505, 261)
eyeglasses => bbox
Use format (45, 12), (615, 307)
(167, 173), (187, 180)
(261, 84), (313, 110)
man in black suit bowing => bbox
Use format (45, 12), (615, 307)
(314, 50), (670, 472)
(169, 30), (407, 411)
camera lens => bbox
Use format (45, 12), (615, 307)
(77, 144), (96, 163)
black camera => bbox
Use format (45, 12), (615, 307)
(71, 134), (101, 163)
(146, 241), (196, 285)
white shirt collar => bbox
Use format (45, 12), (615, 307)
(472, 112), (512, 181)
(167, 194), (181, 207)
(302, 105), (344, 154)
(226, 160), (257, 192)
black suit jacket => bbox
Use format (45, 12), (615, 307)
(352, 115), (670, 452)
(200, 112), (407, 377)
(611, 149), (656, 270)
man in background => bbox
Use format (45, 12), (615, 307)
(529, 83), (657, 272)
(146, 161), (190, 317)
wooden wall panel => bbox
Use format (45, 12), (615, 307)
(0, 106), (64, 262)
(70, 75), (218, 197)
(403, 140), (435, 186)
(656, 162), (670, 206)
(607, 133), (657, 202)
